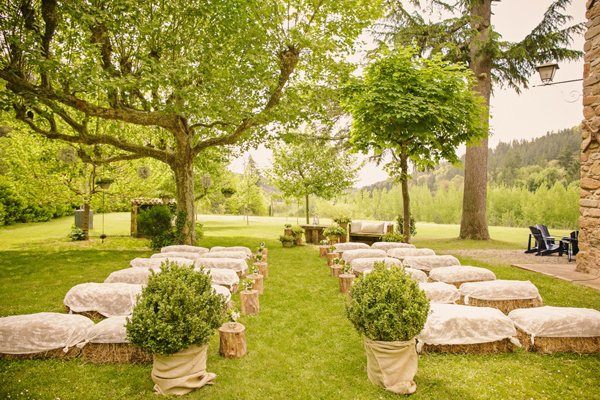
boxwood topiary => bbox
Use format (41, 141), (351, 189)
(323, 225), (346, 237)
(346, 262), (429, 342)
(126, 262), (226, 355)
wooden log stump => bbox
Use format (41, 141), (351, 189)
(330, 265), (342, 277)
(218, 322), (247, 358)
(339, 274), (354, 293)
(256, 262), (268, 279)
(240, 290), (260, 315)
(319, 246), (329, 257)
(326, 252), (340, 266)
(262, 248), (269, 256)
(248, 273), (264, 294)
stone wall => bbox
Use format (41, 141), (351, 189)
(578, 0), (600, 273)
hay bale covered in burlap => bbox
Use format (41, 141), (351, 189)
(201, 268), (239, 290)
(150, 252), (200, 262)
(387, 248), (435, 260)
(359, 263), (427, 283)
(0, 312), (93, 358)
(210, 246), (252, 257)
(342, 249), (387, 264)
(418, 282), (460, 304)
(402, 255), (460, 272)
(459, 280), (542, 314)
(130, 257), (194, 269)
(64, 283), (143, 318)
(429, 265), (496, 287)
(333, 242), (370, 253)
(509, 306), (600, 354)
(350, 257), (402, 275)
(195, 257), (248, 274)
(371, 242), (416, 251)
(417, 304), (519, 354)
(160, 245), (209, 254)
(212, 284), (232, 303)
(105, 267), (159, 284)
(82, 316), (151, 363)
(203, 251), (248, 260)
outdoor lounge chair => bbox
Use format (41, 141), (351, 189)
(528, 226), (563, 257)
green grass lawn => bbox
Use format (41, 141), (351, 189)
(0, 214), (598, 399)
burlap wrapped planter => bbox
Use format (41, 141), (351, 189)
(151, 345), (216, 396)
(363, 338), (418, 395)
(509, 306), (600, 354)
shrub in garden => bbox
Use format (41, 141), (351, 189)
(323, 225), (346, 238)
(138, 206), (172, 238)
(381, 231), (405, 242)
(396, 215), (417, 238)
(67, 225), (86, 241)
(346, 262), (429, 342)
(126, 262), (226, 355)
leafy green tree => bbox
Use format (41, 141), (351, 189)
(0, 0), (382, 243)
(269, 138), (358, 223)
(382, 0), (583, 240)
(343, 47), (486, 242)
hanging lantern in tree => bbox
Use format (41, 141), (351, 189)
(57, 147), (77, 164)
(137, 165), (151, 179)
(202, 174), (212, 189)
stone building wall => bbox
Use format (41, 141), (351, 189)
(578, 0), (600, 272)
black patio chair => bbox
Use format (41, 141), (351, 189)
(529, 226), (563, 257)
(560, 231), (579, 262)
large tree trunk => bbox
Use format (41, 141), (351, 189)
(400, 151), (411, 243)
(305, 193), (309, 224)
(460, 0), (492, 240)
(173, 145), (196, 245)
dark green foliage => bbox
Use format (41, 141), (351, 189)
(291, 225), (304, 236)
(150, 232), (176, 251)
(396, 215), (417, 237)
(346, 262), (429, 342)
(195, 223), (204, 241)
(279, 235), (294, 243)
(137, 206), (172, 238)
(323, 226), (346, 237)
(126, 262), (226, 355)
(381, 232), (405, 242)
(67, 225), (86, 241)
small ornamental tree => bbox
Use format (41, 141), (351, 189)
(343, 47), (486, 242)
(126, 263), (226, 355)
(269, 139), (358, 223)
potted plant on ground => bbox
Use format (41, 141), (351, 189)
(346, 262), (430, 395)
(126, 262), (226, 396)
(279, 234), (294, 248)
(333, 216), (352, 243)
(381, 231), (404, 242)
(284, 223), (293, 236)
(323, 225), (346, 244)
(218, 308), (246, 359)
(291, 225), (305, 245)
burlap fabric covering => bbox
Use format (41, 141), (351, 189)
(363, 338), (418, 395)
(152, 345), (216, 395)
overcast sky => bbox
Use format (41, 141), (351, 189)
(230, 0), (586, 188)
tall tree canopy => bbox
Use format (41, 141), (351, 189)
(381, 0), (583, 239)
(269, 138), (358, 223)
(343, 47), (486, 242)
(0, 0), (382, 243)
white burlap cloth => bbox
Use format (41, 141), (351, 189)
(402, 255), (460, 272)
(418, 282), (460, 304)
(387, 248), (435, 260)
(333, 242), (370, 252)
(130, 257), (194, 269)
(195, 258), (248, 274)
(350, 257), (403, 274)
(203, 268), (239, 287)
(429, 266), (496, 284)
(404, 268), (428, 283)
(152, 345), (216, 395)
(85, 316), (129, 344)
(203, 251), (248, 260)
(508, 306), (600, 341)
(342, 249), (387, 264)
(0, 312), (93, 354)
(212, 284), (231, 303)
(371, 242), (416, 251)
(150, 252), (200, 262)
(210, 246), (252, 257)
(105, 266), (238, 288)
(459, 280), (541, 303)
(417, 304), (518, 347)
(64, 283), (143, 317)
(160, 245), (208, 254)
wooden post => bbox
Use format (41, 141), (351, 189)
(218, 322), (247, 358)
(319, 246), (328, 257)
(248, 273), (264, 294)
(256, 262), (268, 279)
(240, 290), (260, 315)
(331, 265), (342, 277)
(130, 204), (138, 237)
(326, 252), (340, 266)
(339, 274), (354, 293)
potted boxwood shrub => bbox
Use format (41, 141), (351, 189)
(291, 225), (305, 245)
(126, 262), (226, 396)
(323, 226), (346, 244)
(381, 231), (405, 243)
(346, 262), (430, 395)
(279, 234), (294, 248)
